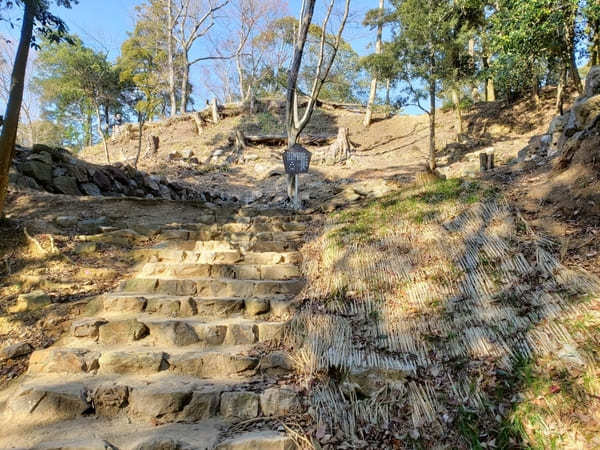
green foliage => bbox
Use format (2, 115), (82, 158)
(118, 23), (164, 124)
(34, 36), (122, 149)
(488, 0), (579, 99)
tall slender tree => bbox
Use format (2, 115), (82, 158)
(363, 0), (385, 128)
(285, 0), (351, 200)
(0, 0), (77, 217)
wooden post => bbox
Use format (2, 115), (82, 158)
(479, 152), (488, 172)
(211, 98), (220, 124)
(294, 174), (300, 209)
(486, 151), (495, 170)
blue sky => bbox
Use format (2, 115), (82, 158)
(1, 0), (403, 114)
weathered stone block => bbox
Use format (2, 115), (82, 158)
(93, 382), (129, 417)
(28, 348), (99, 374)
(98, 319), (149, 345)
(0, 342), (33, 361)
(54, 176), (81, 195)
(260, 388), (300, 416)
(129, 384), (192, 423)
(72, 318), (108, 338)
(224, 323), (257, 345)
(215, 431), (296, 450)
(10, 290), (51, 313)
(146, 320), (199, 346)
(220, 391), (259, 419)
(98, 350), (167, 375)
(103, 295), (147, 313)
(244, 298), (269, 316)
(8, 383), (90, 423)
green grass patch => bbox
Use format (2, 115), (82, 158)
(328, 178), (491, 249)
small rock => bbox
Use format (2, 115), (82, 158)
(55, 216), (78, 227)
(0, 342), (33, 361)
(182, 149), (195, 159)
(9, 290), (51, 313)
(80, 183), (102, 197)
(74, 242), (97, 255)
(78, 217), (108, 234)
(29, 151), (53, 165)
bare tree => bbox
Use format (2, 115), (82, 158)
(285, 0), (351, 199)
(363, 0), (384, 128)
(232, 0), (284, 102)
(170, 0), (230, 114)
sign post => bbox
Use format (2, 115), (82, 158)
(282, 144), (312, 210)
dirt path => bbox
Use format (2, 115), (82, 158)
(0, 208), (311, 449)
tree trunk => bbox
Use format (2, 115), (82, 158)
(364, 78), (378, 128)
(592, 21), (599, 66)
(569, 49), (583, 94)
(428, 79), (436, 171)
(0, 1), (35, 216)
(95, 103), (110, 164)
(236, 53), (244, 101)
(211, 98), (220, 123)
(556, 67), (566, 116)
(451, 88), (463, 138)
(85, 112), (93, 147)
(286, 0), (317, 148)
(532, 74), (540, 107)
(167, 0), (177, 117)
(385, 79), (392, 112)
(180, 59), (190, 114)
(134, 119), (144, 169)
(566, 15), (583, 94)
(483, 55), (495, 102)
(363, 0), (384, 128)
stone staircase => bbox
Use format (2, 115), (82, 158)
(0, 210), (309, 450)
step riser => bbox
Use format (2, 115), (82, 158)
(27, 348), (292, 378)
(149, 240), (302, 253)
(74, 318), (287, 347)
(139, 264), (301, 281)
(7, 384), (299, 427)
(157, 230), (305, 242)
(163, 222), (307, 233)
(135, 249), (303, 265)
(119, 279), (304, 298)
(98, 295), (247, 318)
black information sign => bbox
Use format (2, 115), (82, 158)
(282, 144), (312, 175)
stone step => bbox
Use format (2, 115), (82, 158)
(3, 374), (300, 431)
(119, 278), (305, 298)
(72, 316), (288, 347)
(149, 239), (302, 253)
(134, 248), (303, 265)
(0, 420), (223, 450)
(216, 431), (297, 450)
(156, 229), (305, 243)
(88, 294), (299, 319)
(27, 347), (294, 378)
(139, 263), (302, 281)
(161, 221), (307, 234)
